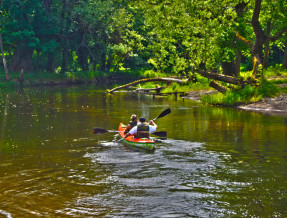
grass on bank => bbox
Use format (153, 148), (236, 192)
(139, 67), (284, 106)
(200, 67), (285, 106)
(201, 82), (279, 106)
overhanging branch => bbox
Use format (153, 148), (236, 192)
(107, 77), (187, 93)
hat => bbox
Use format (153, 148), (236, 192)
(139, 117), (146, 122)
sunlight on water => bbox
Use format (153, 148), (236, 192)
(0, 210), (12, 218)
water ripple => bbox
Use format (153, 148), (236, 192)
(77, 138), (247, 217)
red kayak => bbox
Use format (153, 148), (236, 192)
(118, 123), (155, 150)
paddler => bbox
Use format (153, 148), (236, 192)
(124, 117), (158, 139)
(124, 114), (138, 134)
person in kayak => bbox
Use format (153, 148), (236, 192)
(124, 114), (138, 134)
(124, 117), (158, 139)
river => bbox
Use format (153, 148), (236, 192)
(0, 85), (286, 217)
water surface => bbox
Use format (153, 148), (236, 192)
(0, 85), (286, 217)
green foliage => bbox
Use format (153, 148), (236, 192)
(162, 83), (190, 93)
(264, 65), (287, 77)
(143, 70), (167, 78)
(257, 81), (279, 97)
(0, 0), (286, 94)
(202, 82), (279, 106)
(134, 0), (243, 75)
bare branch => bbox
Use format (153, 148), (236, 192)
(270, 26), (287, 42)
(107, 78), (187, 93)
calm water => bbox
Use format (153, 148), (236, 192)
(0, 85), (286, 217)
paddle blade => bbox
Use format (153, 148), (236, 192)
(153, 108), (171, 121)
(93, 128), (109, 134)
(151, 131), (167, 138)
(116, 137), (125, 143)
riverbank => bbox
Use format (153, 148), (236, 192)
(0, 74), (138, 89)
(238, 93), (287, 114)
(184, 84), (287, 115)
(1, 71), (286, 115)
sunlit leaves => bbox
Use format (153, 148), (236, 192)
(133, 0), (244, 74)
(133, 0), (287, 75)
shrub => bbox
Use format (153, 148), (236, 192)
(201, 81), (279, 106)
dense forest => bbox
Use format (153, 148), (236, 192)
(0, 0), (287, 92)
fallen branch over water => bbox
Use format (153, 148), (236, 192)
(107, 77), (187, 93)
(198, 71), (258, 87)
(209, 81), (227, 94)
(199, 71), (243, 85)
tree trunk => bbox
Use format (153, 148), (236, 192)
(283, 38), (287, 69)
(235, 0), (266, 77)
(60, 0), (68, 73)
(100, 51), (106, 71)
(47, 52), (55, 72)
(77, 45), (89, 71)
(263, 22), (271, 68)
(75, 33), (89, 71)
(221, 61), (239, 77)
(9, 44), (33, 72)
(0, 33), (10, 80)
(61, 43), (68, 73)
(235, 50), (242, 75)
(106, 53), (113, 72)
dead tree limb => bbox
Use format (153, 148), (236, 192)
(209, 81), (227, 93)
(198, 71), (258, 91)
(107, 77), (187, 93)
(198, 71), (243, 85)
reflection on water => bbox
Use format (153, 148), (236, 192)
(0, 85), (286, 217)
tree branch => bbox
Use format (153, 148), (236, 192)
(251, 0), (265, 40)
(209, 81), (227, 93)
(270, 26), (287, 42)
(107, 78), (187, 93)
(198, 70), (242, 85)
(236, 32), (253, 49)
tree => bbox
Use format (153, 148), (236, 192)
(236, 0), (287, 76)
(131, 0), (286, 93)
(73, 0), (143, 74)
(0, 0), (62, 72)
(0, 9), (10, 80)
(283, 38), (287, 69)
(0, 32), (10, 80)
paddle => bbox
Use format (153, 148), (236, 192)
(93, 128), (167, 138)
(152, 108), (171, 121)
